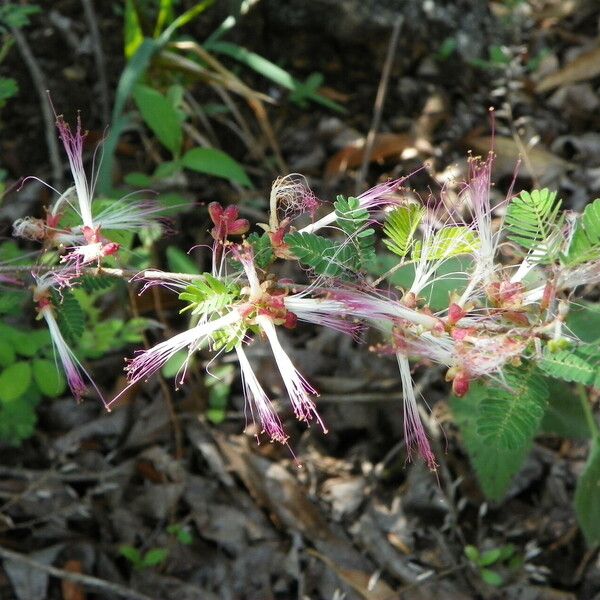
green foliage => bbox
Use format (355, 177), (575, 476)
(284, 231), (353, 278)
(166, 246), (201, 275)
(32, 359), (66, 398)
(540, 379), (590, 439)
(382, 204), (423, 257)
(566, 301), (600, 343)
(0, 361), (32, 402)
(161, 350), (190, 379)
(119, 545), (169, 570)
(415, 226), (479, 261)
(505, 189), (563, 262)
(53, 290), (85, 343)
(464, 544), (518, 587)
(563, 198), (600, 266)
(334, 195), (376, 267)
(132, 84), (183, 156)
(247, 232), (274, 270)
(0, 77), (17, 107)
(575, 437), (600, 545)
(204, 40), (345, 113)
(179, 274), (240, 316)
(476, 367), (549, 450)
(539, 346), (600, 389)
(167, 523), (194, 545)
(181, 147), (252, 188)
(451, 369), (547, 500)
(0, 3), (40, 30)
(205, 364), (234, 424)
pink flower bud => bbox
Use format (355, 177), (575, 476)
(452, 371), (470, 397)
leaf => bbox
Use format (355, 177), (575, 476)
(575, 437), (600, 545)
(54, 290), (85, 343)
(382, 204), (424, 257)
(479, 548), (503, 567)
(536, 45), (600, 93)
(420, 226), (479, 260)
(563, 198), (600, 266)
(166, 246), (200, 274)
(132, 84), (183, 156)
(182, 147), (252, 187)
(334, 195), (375, 267)
(325, 133), (414, 178)
(480, 568), (503, 587)
(161, 349), (190, 378)
(0, 394), (37, 446)
(467, 136), (569, 182)
(247, 232), (274, 270)
(142, 548), (169, 568)
(205, 41), (345, 113)
(284, 231), (352, 277)
(539, 347), (600, 389)
(119, 545), (143, 567)
(505, 189), (563, 262)
(476, 367), (549, 450)
(540, 379), (590, 439)
(0, 339), (16, 368)
(0, 362), (32, 403)
(178, 274), (240, 316)
(451, 380), (535, 500)
(124, 0), (144, 59)
(566, 301), (600, 343)
(32, 359), (67, 398)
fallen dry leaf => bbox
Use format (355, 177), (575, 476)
(536, 45), (600, 92)
(308, 550), (398, 600)
(466, 135), (571, 183)
(325, 133), (415, 178)
(61, 560), (85, 600)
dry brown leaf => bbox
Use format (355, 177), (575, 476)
(325, 133), (415, 178)
(536, 45), (600, 92)
(61, 560), (85, 600)
(308, 550), (398, 600)
(466, 135), (571, 182)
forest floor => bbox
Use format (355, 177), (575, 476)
(1, 1), (600, 599)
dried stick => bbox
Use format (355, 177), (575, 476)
(356, 15), (403, 194)
(9, 18), (62, 189)
(0, 545), (156, 600)
(81, 0), (110, 124)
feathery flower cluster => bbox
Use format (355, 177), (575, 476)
(8, 114), (600, 470)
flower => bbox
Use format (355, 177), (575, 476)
(32, 270), (106, 407)
(14, 115), (166, 267)
(299, 176), (408, 234)
(235, 343), (287, 443)
(397, 353), (437, 470)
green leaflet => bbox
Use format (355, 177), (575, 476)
(476, 367), (549, 450)
(178, 273), (240, 316)
(382, 204), (423, 258)
(563, 198), (600, 266)
(334, 195), (376, 268)
(53, 290), (85, 343)
(539, 346), (600, 389)
(414, 226), (479, 261)
(284, 231), (354, 278)
(575, 437), (600, 545)
(247, 232), (274, 270)
(505, 189), (563, 263)
(451, 380), (533, 500)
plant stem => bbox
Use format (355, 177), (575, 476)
(577, 384), (600, 441)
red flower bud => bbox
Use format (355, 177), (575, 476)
(452, 371), (470, 397)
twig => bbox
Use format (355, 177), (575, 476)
(356, 15), (403, 194)
(81, 0), (110, 124)
(0, 545), (156, 600)
(9, 16), (62, 189)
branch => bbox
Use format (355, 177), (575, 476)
(0, 545), (155, 600)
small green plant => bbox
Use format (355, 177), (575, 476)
(119, 545), (169, 571)
(166, 523), (194, 545)
(464, 543), (520, 587)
